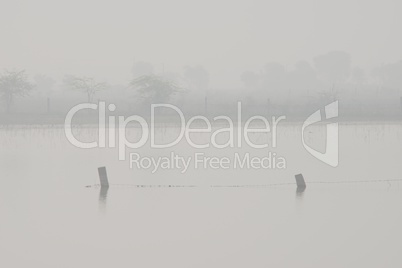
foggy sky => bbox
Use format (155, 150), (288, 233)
(1, 0), (401, 87)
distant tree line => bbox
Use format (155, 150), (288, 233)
(2, 51), (402, 116)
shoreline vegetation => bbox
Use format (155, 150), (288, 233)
(0, 112), (401, 126)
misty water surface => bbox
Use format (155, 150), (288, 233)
(0, 123), (401, 267)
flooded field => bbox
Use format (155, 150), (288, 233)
(1, 122), (402, 267)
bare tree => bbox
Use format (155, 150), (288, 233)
(64, 75), (107, 102)
(129, 75), (181, 104)
(0, 70), (33, 113)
